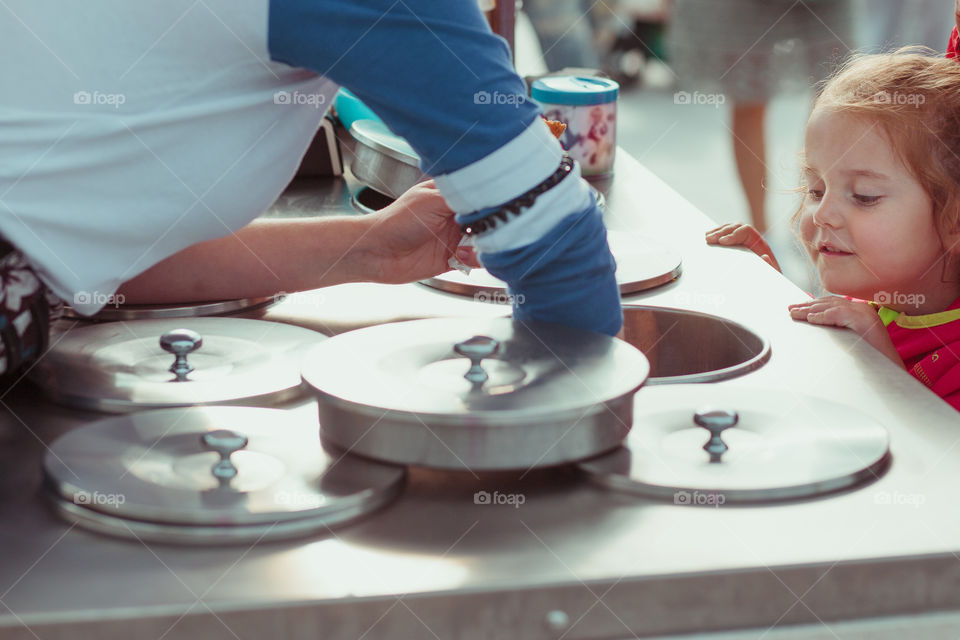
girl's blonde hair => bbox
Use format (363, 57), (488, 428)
(809, 49), (960, 247)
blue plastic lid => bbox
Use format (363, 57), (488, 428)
(530, 76), (620, 106)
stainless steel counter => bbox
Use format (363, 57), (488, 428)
(2, 152), (960, 640)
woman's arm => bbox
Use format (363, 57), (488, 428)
(118, 180), (469, 304)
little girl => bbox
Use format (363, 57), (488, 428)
(707, 50), (960, 412)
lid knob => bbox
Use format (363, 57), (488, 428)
(201, 429), (249, 483)
(160, 329), (203, 382)
(453, 335), (499, 385)
(694, 408), (738, 463)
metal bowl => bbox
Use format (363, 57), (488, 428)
(349, 119), (424, 198)
(621, 305), (771, 384)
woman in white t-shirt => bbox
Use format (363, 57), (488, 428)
(0, 0), (622, 381)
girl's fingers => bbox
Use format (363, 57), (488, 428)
(760, 254), (782, 272)
(706, 223), (739, 235)
(705, 224), (741, 243)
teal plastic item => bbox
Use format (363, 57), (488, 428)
(333, 88), (382, 130)
(530, 76), (619, 106)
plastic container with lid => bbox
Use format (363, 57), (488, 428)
(531, 76), (619, 177)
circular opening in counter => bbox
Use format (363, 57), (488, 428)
(350, 187), (395, 214)
(621, 305), (770, 384)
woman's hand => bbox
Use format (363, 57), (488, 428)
(705, 223), (781, 272)
(358, 180), (480, 284)
(788, 296), (904, 366)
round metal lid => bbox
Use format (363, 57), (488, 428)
(301, 317), (649, 424)
(420, 230), (680, 299)
(578, 386), (891, 503)
(44, 406), (405, 543)
(62, 297), (277, 321)
(30, 317), (326, 412)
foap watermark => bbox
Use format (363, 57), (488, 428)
(474, 291), (525, 305)
(874, 291), (925, 308)
(274, 91), (327, 108)
(872, 90), (925, 108)
(874, 491), (925, 508)
(274, 490), (324, 509)
(272, 290), (326, 309)
(74, 490), (126, 508)
(473, 90), (528, 108)
(474, 490), (525, 508)
(674, 489), (726, 507)
(674, 91), (725, 108)
(73, 90), (126, 109)
(74, 291), (125, 308)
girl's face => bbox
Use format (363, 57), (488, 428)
(799, 109), (959, 313)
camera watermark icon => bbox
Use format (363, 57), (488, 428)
(74, 490), (126, 508)
(874, 491), (925, 508)
(873, 291), (925, 308)
(73, 90), (126, 109)
(473, 90), (528, 109)
(872, 91), (925, 108)
(274, 91), (327, 108)
(673, 490), (726, 507)
(673, 91), (725, 108)
(473, 490), (525, 508)
(272, 290), (325, 308)
(73, 291), (125, 308)
(474, 291), (525, 305)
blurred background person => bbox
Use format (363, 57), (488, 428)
(855, 0), (945, 52)
(665, 0), (855, 235)
(523, 0), (602, 72)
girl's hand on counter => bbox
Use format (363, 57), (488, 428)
(788, 296), (905, 367)
(359, 179), (481, 284)
(705, 223), (781, 273)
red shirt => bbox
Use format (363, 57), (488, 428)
(949, 26), (959, 58)
(881, 297), (960, 411)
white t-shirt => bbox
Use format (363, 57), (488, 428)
(0, 0), (336, 314)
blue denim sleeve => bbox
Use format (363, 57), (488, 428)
(268, 0), (622, 336)
(267, 0), (535, 175)
(479, 198), (622, 336)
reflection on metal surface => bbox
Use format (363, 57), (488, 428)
(621, 305), (771, 384)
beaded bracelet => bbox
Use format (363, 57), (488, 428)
(460, 155), (575, 236)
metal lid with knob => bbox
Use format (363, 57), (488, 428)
(160, 328), (203, 381)
(301, 317), (650, 470)
(43, 406), (406, 544)
(201, 429), (248, 483)
(29, 317), (326, 412)
(694, 408), (739, 463)
(420, 230), (681, 299)
(62, 296), (278, 322)
(578, 386), (891, 503)
(453, 335), (499, 385)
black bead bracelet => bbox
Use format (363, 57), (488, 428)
(460, 155), (575, 236)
